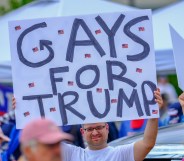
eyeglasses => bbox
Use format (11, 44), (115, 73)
(83, 125), (106, 132)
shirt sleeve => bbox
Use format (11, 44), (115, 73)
(61, 143), (76, 161)
(61, 142), (85, 161)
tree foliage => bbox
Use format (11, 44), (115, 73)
(0, 0), (33, 15)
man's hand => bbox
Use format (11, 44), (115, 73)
(154, 88), (163, 109)
(134, 88), (162, 161)
(12, 96), (16, 109)
(178, 92), (184, 114)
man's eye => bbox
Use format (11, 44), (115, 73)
(87, 128), (93, 131)
(96, 126), (101, 130)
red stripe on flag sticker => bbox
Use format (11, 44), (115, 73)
(68, 81), (74, 86)
(136, 68), (142, 73)
(50, 107), (56, 112)
(24, 111), (30, 117)
(96, 88), (102, 93)
(85, 54), (91, 58)
(139, 27), (145, 31)
(15, 25), (21, 30)
(32, 47), (39, 52)
(152, 110), (158, 114)
(122, 44), (128, 48)
(111, 99), (118, 103)
(58, 30), (64, 34)
(95, 29), (101, 34)
(28, 82), (35, 88)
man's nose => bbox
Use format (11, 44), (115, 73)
(91, 129), (99, 134)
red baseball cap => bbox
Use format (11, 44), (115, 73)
(20, 118), (73, 144)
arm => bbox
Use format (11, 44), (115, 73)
(178, 92), (184, 114)
(134, 88), (163, 161)
(12, 96), (16, 109)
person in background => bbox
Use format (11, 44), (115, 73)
(157, 75), (178, 104)
(0, 127), (10, 147)
(159, 93), (170, 124)
(19, 118), (73, 161)
(160, 102), (184, 126)
(0, 127), (10, 160)
(178, 92), (184, 114)
(119, 119), (147, 137)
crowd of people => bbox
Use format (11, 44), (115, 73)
(0, 84), (184, 161)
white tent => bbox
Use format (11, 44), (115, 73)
(152, 1), (184, 74)
(2, 0), (183, 82)
(0, 0), (136, 83)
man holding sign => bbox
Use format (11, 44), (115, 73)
(9, 8), (162, 161)
(61, 88), (162, 161)
(12, 88), (162, 161)
(19, 118), (73, 161)
(9, 9), (160, 128)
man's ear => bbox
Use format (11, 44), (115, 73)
(22, 146), (33, 160)
(80, 128), (84, 135)
(106, 123), (109, 130)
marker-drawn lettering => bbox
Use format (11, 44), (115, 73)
(58, 92), (86, 125)
(22, 94), (53, 117)
(17, 22), (54, 67)
(66, 18), (106, 62)
(124, 16), (150, 61)
(95, 14), (125, 58)
(87, 89), (110, 118)
(49, 67), (69, 95)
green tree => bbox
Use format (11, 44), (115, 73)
(0, 0), (33, 15)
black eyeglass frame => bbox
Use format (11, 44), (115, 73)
(83, 124), (106, 132)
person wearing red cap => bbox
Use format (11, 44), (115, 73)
(19, 118), (73, 161)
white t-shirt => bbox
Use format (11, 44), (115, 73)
(62, 143), (135, 161)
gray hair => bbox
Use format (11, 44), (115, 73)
(21, 139), (38, 160)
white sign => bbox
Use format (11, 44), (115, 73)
(170, 25), (184, 91)
(9, 9), (159, 129)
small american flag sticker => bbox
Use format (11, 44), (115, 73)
(24, 111), (30, 117)
(50, 107), (56, 112)
(122, 44), (128, 48)
(15, 25), (21, 30)
(85, 54), (91, 58)
(139, 27), (145, 31)
(136, 68), (142, 73)
(58, 30), (64, 34)
(95, 29), (101, 34)
(152, 110), (158, 114)
(28, 82), (35, 88)
(68, 81), (74, 86)
(111, 99), (118, 103)
(32, 47), (39, 52)
(96, 88), (102, 93)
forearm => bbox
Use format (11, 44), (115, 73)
(178, 92), (184, 114)
(143, 118), (158, 148)
(134, 118), (158, 161)
(134, 88), (161, 161)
